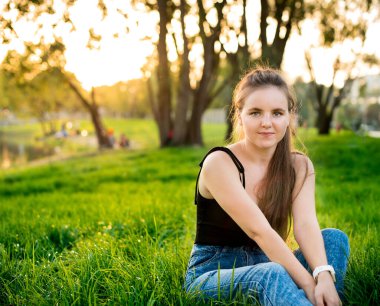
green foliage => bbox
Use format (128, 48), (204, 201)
(0, 126), (379, 305)
(293, 80), (317, 126)
(0, 51), (79, 125)
(335, 103), (363, 130)
(96, 80), (151, 117)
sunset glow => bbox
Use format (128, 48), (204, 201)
(0, 0), (379, 90)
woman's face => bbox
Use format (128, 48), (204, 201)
(239, 86), (290, 150)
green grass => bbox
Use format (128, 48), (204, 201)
(0, 122), (379, 305)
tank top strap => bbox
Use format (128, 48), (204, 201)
(194, 146), (245, 204)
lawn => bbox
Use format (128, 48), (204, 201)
(0, 121), (379, 305)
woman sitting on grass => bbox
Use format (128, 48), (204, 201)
(184, 67), (350, 306)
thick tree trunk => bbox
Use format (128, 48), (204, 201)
(315, 82), (348, 135)
(318, 114), (332, 135)
(157, 0), (172, 147)
(316, 106), (332, 135)
(187, 101), (205, 146)
(261, 45), (284, 69)
(172, 0), (191, 146)
(178, 0), (226, 147)
(187, 39), (214, 146)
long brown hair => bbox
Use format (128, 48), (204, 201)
(232, 67), (299, 239)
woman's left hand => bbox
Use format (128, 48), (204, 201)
(314, 272), (342, 306)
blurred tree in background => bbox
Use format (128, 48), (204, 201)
(0, 50), (78, 135)
(142, 0), (306, 146)
(0, 0), (114, 148)
(0, 0), (379, 147)
(298, 0), (378, 134)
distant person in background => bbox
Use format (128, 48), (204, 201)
(119, 133), (130, 148)
(61, 123), (68, 137)
(164, 128), (174, 146)
(55, 122), (68, 139)
(107, 128), (115, 147)
(184, 68), (349, 306)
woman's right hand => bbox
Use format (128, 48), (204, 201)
(314, 272), (342, 306)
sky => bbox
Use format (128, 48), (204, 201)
(1, 0), (379, 90)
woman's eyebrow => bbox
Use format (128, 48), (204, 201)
(247, 107), (262, 111)
(247, 107), (286, 112)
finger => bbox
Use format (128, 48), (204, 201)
(315, 294), (324, 306)
(325, 295), (342, 306)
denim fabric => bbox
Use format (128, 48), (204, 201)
(184, 228), (350, 305)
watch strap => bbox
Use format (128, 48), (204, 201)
(312, 265), (336, 283)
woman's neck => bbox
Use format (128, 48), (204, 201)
(238, 140), (276, 166)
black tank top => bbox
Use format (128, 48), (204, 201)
(194, 147), (259, 248)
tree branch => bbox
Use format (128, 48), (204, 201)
(197, 0), (206, 42)
(260, 0), (269, 49)
(209, 77), (231, 103)
(61, 72), (91, 110)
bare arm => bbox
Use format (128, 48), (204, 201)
(292, 156), (327, 271)
(201, 151), (315, 294)
(292, 155), (340, 306)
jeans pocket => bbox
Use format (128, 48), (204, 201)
(184, 245), (222, 290)
(188, 244), (222, 269)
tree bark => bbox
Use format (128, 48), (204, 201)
(157, 0), (172, 147)
(260, 0), (301, 69)
(318, 112), (333, 134)
(172, 0), (192, 146)
(186, 0), (226, 146)
(64, 76), (112, 148)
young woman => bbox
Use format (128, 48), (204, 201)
(184, 68), (350, 306)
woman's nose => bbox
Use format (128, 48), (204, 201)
(261, 114), (272, 127)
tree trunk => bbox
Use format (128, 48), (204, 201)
(260, 0), (297, 69)
(187, 100), (205, 146)
(187, 39), (214, 146)
(172, 0), (191, 146)
(225, 0), (298, 140)
(157, 0), (172, 147)
(317, 107), (332, 135)
(63, 74), (112, 149)
(315, 82), (349, 135)
(88, 103), (112, 148)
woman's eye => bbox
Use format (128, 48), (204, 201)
(251, 112), (261, 117)
(273, 112), (283, 117)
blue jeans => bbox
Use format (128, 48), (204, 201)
(184, 228), (350, 305)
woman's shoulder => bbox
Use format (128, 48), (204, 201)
(291, 151), (314, 176)
(202, 145), (241, 174)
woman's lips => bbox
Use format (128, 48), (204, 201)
(258, 132), (275, 135)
